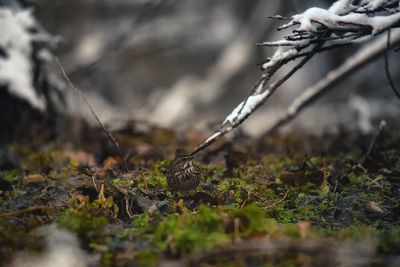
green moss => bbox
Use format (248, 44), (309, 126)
(117, 212), (152, 238)
(135, 249), (158, 266)
(231, 204), (277, 236)
(234, 162), (267, 181)
(154, 206), (229, 255)
(382, 149), (400, 172)
(110, 160), (170, 192)
(90, 243), (113, 267)
(112, 177), (134, 187)
(150, 160), (170, 189)
(268, 206), (298, 224)
(57, 196), (116, 236)
(152, 205), (287, 255)
(217, 178), (247, 205)
(102, 252), (113, 267)
(347, 172), (367, 186)
(89, 242), (109, 252)
(3, 170), (19, 182)
(58, 209), (108, 236)
(61, 160), (79, 178)
(24, 150), (61, 171)
(47, 159), (80, 179)
(376, 227), (400, 254)
(296, 205), (321, 221)
(3, 130), (400, 265)
(263, 155), (296, 174)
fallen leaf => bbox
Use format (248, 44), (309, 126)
(23, 174), (46, 184)
(367, 201), (385, 214)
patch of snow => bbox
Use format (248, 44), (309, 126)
(293, 8), (340, 32)
(368, 12), (400, 34)
(0, 8), (46, 110)
(329, 0), (355, 15)
(286, 0), (399, 37)
(10, 224), (89, 267)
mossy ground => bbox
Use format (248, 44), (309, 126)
(0, 124), (399, 267)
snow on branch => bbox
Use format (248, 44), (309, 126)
(190, 0), (400, 156)
(263, 30), (400, 136)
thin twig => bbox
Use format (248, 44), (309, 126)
(267, 15), (292, 20)
(360, 120), (386, 165)
(233, 217), (241, 244)
(384, 29), (400, 100)
(264, 190), (289, 209)
(141, 171), (149, 194)
(54, 57), (129, 172)
(0, 206), (51, 217)
(92, 175), (99, 192)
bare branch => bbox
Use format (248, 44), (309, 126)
(360, 120), (386, 165)
(54, 57), (129, 172)
(267, 15), (292, 20)
(384, 29), (400, 100)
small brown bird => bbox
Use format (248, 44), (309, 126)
(167, 149), (200, 192)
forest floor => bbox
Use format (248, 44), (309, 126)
(0, 121), (400, 267)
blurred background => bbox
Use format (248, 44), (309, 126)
(1, 0), (400, 140)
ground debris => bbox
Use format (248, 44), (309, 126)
(1, 127), (400, 266)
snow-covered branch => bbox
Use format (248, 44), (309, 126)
(191, 0), (400, 156)
(262, 30), (400, 136)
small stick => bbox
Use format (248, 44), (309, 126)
(360, 120), (386, 165)
(125, 197), (134, 218)
(92, 175), (98, 192)
(267, 15), (292, 20)
(264, 190), (289, 209)
(98, 182), (106, 202)
(240, 190), (250, 209)
(233, 217), (241, 245)
(0, 206), (51, 217)
(384, 29), (400, 100)
(54, 57), (128, 172)
(141, 171), (149, 194)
